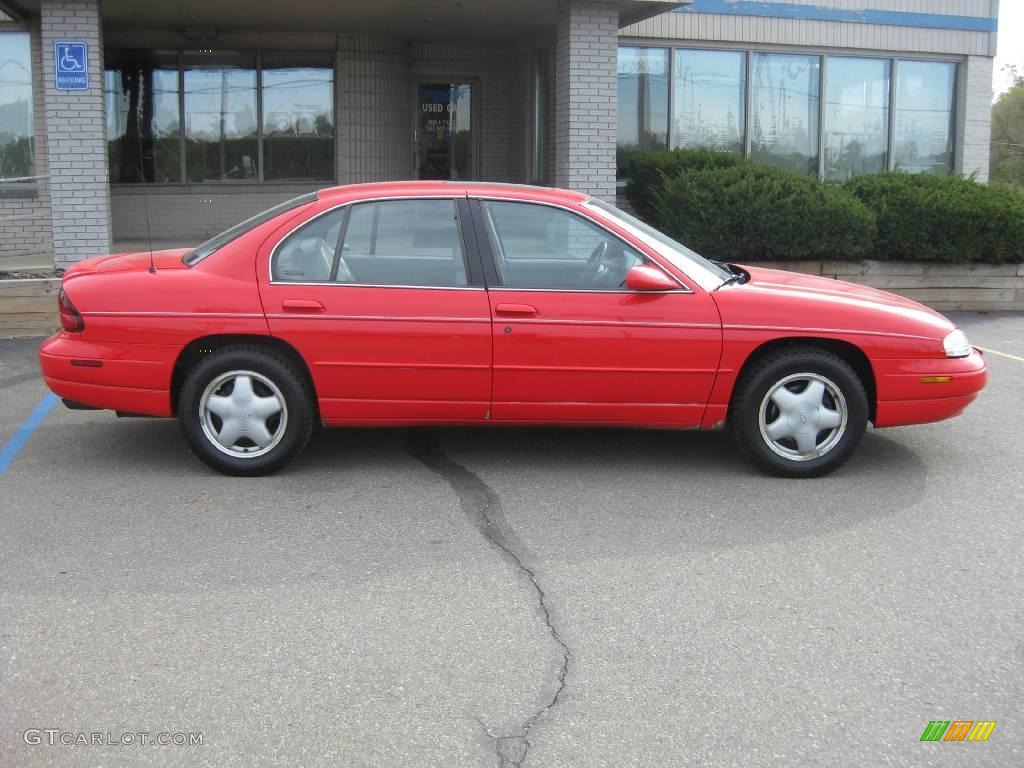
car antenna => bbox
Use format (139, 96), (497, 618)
(144, 193), (156, 274)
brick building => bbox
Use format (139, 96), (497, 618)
(0, 0), (1000, 269)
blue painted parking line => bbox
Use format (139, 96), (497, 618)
(0, 392), (59, 476)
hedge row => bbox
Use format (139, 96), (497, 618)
(625, 149), (1024, 264)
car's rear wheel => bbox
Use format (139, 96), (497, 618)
(731, 347), (868, 478)
(178, 346), (314, 476)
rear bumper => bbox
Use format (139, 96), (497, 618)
(874, 349), (987, 428)
(38, 333), (174, 417)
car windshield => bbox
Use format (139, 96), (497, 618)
(584, 199), (731, 290)
(183, 193), (318, 266)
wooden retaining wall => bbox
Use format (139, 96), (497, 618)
(1, 263), (1022, 338)
(0, 278), (60, 338)
(744, 260), (1024, 312)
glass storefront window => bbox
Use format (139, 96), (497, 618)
(751, 53), (821, 175)
(261, 51), (334, 181)
(617, 47), (669, 175)
(824, 57), (890, 180)
(183, 51), (258, 182)
(106, 48), (335, 184)
(0, 32), (34, 182)
(893, 60), (956, 175)
(105, 50), (181, 183)
(673, 49), (745, 154)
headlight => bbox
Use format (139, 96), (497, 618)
(943, 329), (972, 358)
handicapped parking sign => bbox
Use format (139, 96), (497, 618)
(54, 41), (88, 91)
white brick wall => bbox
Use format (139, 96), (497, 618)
(555, 0), (618, 201)
(958, 55), (993, 180)
(39, 0), (111, 267)
(109, 184), (330, 244)
(337, 34), (411, 183)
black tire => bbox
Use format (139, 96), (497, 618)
(178, 345), (314, 476)
(730, 346), (868, 478)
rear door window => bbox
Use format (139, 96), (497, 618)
(339, 199), (468, 287)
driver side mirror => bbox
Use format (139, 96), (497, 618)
(625, 264), (678, 292)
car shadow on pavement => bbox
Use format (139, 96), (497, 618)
(30, 418), (930, 552)
(44, 417), (927, 482)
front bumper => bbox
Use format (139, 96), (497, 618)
(873, 348), (988, 428)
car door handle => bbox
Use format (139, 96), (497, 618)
(495, 303), (539, 316)
(281, 299), (325, 312)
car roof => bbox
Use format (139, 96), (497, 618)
(316, 181), (590, 206)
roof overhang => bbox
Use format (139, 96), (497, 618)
(7, 0), (685, 40)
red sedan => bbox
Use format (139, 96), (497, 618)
(39, 182), (987, 477)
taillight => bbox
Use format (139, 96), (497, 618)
(58, 288), (84, 332)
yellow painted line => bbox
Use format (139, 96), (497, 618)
(977, 346), (1024, 363)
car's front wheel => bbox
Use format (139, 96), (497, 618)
(178, 346), (314, 476)
(731, 347), (868, 478)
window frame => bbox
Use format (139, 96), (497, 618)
(105, 47), (336, 186)
(471, 197), (690, 294)
(269, 195), (484, 290)
(617, 41), (961, 181)
(0, 27), (37, 194)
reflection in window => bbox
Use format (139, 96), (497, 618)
(184, 52), (258, 182)
(262, 51), (334, 181)
(617, 47), (669, 175)
(0, 33), (35, 181)
(824, 57), (890, 180)
(673, 49), (745, 154)
(893, 60), (956, 175)
(751, 53), (821, 175)
(105, 50), (180, 183)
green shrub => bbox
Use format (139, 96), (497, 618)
(651, 162), (876, 262)
(625, 148), (746, 220)
(843, 173), (1024, 264)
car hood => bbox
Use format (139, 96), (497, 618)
(63, 249), (192, 279)
(725, 264), (955, 338)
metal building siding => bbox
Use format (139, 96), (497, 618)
(621, 0), (997, 56)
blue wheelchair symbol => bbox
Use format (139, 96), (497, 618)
(54, 41), (88, 91)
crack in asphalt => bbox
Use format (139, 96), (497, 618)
(406, 430), (571, 768)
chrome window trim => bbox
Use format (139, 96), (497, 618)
(268, 195), (477, 290)
(470, 195), (693, 294)
(267, 281), (485, 291)
(264, 314), (490, 323)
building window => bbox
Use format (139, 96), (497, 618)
(184, 51), (258, 182)
(673, 49), (745, 154)
(261, 51), (334, 182)
(751, 53), (821, 175)
(824, 57), (890, 180)
(893, 60), (956, 175)
(0, 32), (34, 182)
(105, 49), (334, 184)
(617, 45), (960, 182)
(617, 46), (669, 175)
(105, 50), (181, 183)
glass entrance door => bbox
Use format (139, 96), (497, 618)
(415, 83), (473, 180)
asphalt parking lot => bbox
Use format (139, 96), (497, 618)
(1, 312), (1022, 768)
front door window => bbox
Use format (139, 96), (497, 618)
(416, 83), (473, 180)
